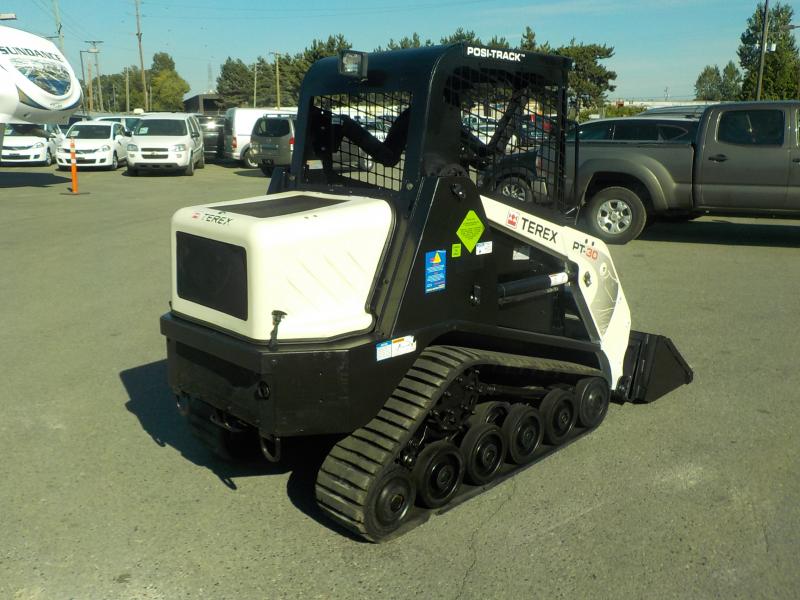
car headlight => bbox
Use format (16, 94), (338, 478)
(127, 144), (138, 152)
(100, 145), (111, 152)
(33, 142), (45, 148)
(172, 144), (186, 152)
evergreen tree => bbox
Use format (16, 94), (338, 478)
(695, 65), (723, 100)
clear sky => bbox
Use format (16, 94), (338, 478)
(2, 0), (795, 101)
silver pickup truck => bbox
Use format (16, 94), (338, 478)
(571, 101), (800, 243)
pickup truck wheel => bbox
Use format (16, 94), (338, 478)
(585, 186), (647, 244)
(497, 177), (533, 203)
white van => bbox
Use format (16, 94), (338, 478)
(223, 106), (296, 167)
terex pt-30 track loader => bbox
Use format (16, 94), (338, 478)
(161, 44), (693, 541)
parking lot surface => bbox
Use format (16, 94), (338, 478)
(2, 163), (799, 599)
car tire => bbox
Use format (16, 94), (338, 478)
(497, 176), (533, 203)
(108, 153), (118, 170)
(184, 157), (195, 176)
(127, 165), (138, 176)
(197, 151), (205, 169)
(584, 186), (648, 245)
(43, 149), (53, 167)
(57, 164), (68, 171)
(241, 148), (258, 168)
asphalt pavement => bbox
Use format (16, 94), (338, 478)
(1, 162), (799, 599)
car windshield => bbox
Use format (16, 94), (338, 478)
(67, 125), (111, 139)
(134, 119), (187, 136)
(3, 123), (47, 137)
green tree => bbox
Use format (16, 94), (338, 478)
(738, 2), (800, 99)
(720, 61), (743, 99)
(695, 65), (723, 100)
(216, 58), (254, 108)
(148, 53), (189, 110)
(556, 40), (617, 109)
(440, 28), (481, 45)
(518, 26), (551, 53)
(486, 35), (510, 49)
(377, 33), (433, 51)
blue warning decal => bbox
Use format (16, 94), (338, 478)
(425, 249), (447, 294)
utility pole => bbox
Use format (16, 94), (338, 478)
(757, 0), (770, 100)
(51, 0), (64, 53)
(86, 41), (104, 111)
(87, 61), (94, 112)
(135, 0), (148, 111)
(270, 51), (281, 109)
(125, 67), (130, 113)
(253, 61), (258, 107)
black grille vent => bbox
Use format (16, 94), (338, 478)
(176, 232), (248, 320)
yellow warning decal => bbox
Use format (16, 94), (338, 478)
(451, 243), (462, 258)
(456, 210), (485, 253)
(431, 252), (442, 264)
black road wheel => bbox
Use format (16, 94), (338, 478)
(413, 440), (464, 508)
(43, 149), (53, 167)
(127, 165), (138, 176)
(197, 151), (205, 169)
(57, 164), (68, 171)
(497, 176), (533, 202)
(362, 466), (416, 540)
(575, 377), (610, 428)
(539, 388), (577, 446)
(460, 422), (506, 485)
(502, 404), (543, 465)
(260, 163), (274, 177)
(184, 156), (195, 176)
(241, 147), (258, 168)
(468, 401), (510, 427)
(109, 152), (118, 170)
(584, 186), (647, 244)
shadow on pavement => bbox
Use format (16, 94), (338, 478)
(0, 170), (71, 188)
(120, 360), (362, 541)
(641, 218), (800, 248)
(232, 169), (267, 178)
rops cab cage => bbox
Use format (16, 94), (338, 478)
(269, 44), (572, 214)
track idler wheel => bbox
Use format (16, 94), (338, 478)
(540, 388), (577, 446)
(460, 422), (506, 485)
(575, 377), (610, 428)
(501, 404), (543, 465)
(468, 401), (510, 427)
(413, 440), (465, 508)
(363, 465), (416, 541)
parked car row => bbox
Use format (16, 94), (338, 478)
(2, 112), (205, 175)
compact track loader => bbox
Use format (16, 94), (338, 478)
(160, 44), (693, 541)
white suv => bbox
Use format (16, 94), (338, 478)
(126, 114), (204, 176)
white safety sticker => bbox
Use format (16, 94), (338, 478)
(475, 241), (493, 255)
(376, 335), (417, 361)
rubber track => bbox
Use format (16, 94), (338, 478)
(315, 345), (601, 541)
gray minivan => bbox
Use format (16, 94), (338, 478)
(250, 116), (295, 176)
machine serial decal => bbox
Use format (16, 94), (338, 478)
(191, 211), (233, 225)
(466, 46), (525, 62)
(475, 241), (493, 255)
(572, 239), (599, 260)
(424, 250), (447, 293)
(375, 335), (417, 362)
(456, 210), (485, 252)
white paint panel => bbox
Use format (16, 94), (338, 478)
(481, 196), (631, 389)
(171, 191), (393, 342)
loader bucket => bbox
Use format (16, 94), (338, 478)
(620, 331), (694, 403)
